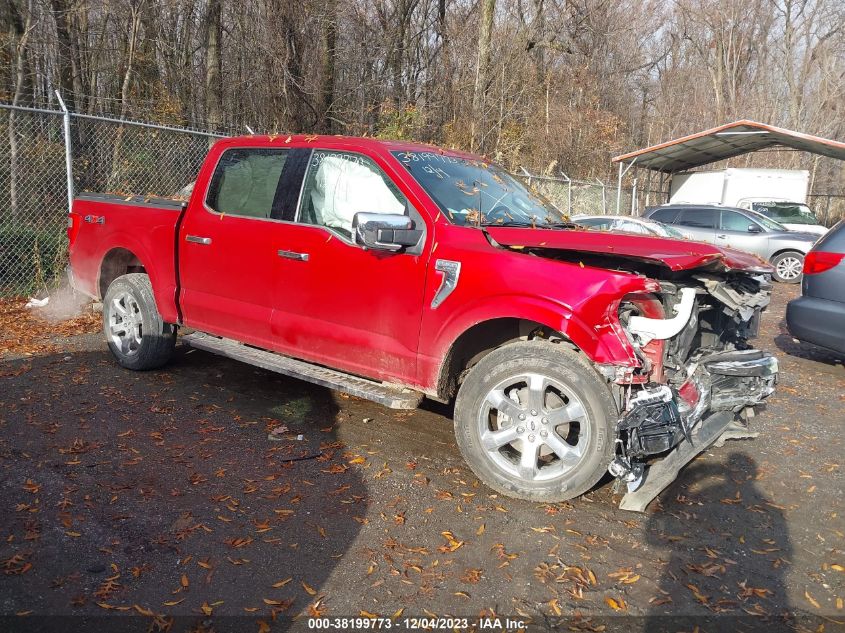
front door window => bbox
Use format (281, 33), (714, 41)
(298, 150), (407, 238)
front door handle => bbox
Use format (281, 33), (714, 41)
(186, 235), (212, 245)
(277, 249), (309, 261)
(716, 234), (726, 239)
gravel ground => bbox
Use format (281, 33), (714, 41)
(0, 283), (843, 632)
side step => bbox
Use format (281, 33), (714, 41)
(182, 332), (423, 410)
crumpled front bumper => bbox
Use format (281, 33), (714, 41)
(614, 348), (778, 512)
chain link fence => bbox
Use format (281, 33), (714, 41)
(5, 106), (843, 297)
(0, 103), (224, 298)
(520, 170), (635, 218)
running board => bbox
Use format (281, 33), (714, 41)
(619, 411), (736, 512)
(182, 332), (423, 410)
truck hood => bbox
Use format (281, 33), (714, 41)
(485, 226), (772, 274)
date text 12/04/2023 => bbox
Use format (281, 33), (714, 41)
(307, 617), (528, 631)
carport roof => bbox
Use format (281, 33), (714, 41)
(612, 120), (845, 172)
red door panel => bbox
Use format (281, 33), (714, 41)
(178, 211), (277, 346)
(269, 224), (428, 384)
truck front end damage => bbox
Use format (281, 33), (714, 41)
(604, 271), (777, 511)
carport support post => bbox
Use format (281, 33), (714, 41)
(631, 178), (637, 215)
(615, 158), (637, 215)
(55, 90), (74, 214)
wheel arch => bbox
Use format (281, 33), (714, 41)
(426, 294), (640, 401)
(98, 247), (148, 299)
(769, 247), (807, 261)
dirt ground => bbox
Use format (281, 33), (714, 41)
(0, 283), (843, 632)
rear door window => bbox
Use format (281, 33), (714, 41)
(649, 208), (681, 224)
(677, 208), (718, 229)
(206, 148), (288, 219)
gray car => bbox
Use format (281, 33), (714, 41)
(644, 204), (819, 283)
(786, 220), (845, 356)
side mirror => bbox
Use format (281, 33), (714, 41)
(353, 213), (422, 252)
(747, 224), (763, 233)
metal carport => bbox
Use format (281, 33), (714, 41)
(611, 120), (845, 214)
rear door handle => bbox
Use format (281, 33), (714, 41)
(277, 249), (309, 261)
(185, 235), (212, 245)
(716, 234), (726, 239)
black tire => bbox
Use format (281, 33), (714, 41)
(453, 340), (617, 502)
(770, 251), (804, 284)
(103, 273), (176, 370)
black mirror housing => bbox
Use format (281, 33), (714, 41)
(352, 213), (423, 251)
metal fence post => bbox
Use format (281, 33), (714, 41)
(55, 91), (74, 214)
(596, 179), (606, 214)
(559, 171), (572, 215)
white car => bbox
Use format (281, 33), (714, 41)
(573, 215), (691, 239)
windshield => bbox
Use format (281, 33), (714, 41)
(746, 209), (788, 231)
(752, 202), (819, 225)
(392, 150), (568, 227)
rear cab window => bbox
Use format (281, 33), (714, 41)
(206, 148), (288, 219)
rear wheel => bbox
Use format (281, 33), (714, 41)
(453, 340), (616, 502)
(103, 273), (176, 370)
(771, 251), (804, 283)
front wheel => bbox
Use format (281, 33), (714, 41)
(103, 273), (176, 370)
(771, 251), (804, 283)
(453, 340), (617, 502)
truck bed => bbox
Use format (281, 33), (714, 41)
(68, 193), (186, 324)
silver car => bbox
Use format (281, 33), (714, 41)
(644, 204), (819, 283)
(572, 214), (690, 238)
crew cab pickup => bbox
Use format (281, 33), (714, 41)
(68, 135), (778, 511)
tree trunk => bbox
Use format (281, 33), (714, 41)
(317, 0), (337, 133)
(6, 0), (33, 219)
(204, 0), (223, 130)
(50, 0), (81, 112)
(107, 1), (142, 192)
(471, 0), (495, 152)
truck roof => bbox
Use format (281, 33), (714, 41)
(218, 134), (482, 160)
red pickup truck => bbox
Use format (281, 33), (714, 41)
(68, 135), (778, 511)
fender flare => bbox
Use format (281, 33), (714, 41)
(95, 233), (178, 323)
(424, 294), (640, 393)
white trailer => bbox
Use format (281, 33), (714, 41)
(670, 168), (808, 206)
(669, 168), (826, 234)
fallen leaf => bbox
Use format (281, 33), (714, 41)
(303, 582), (317, 596)
(805, 590), (821, 609)
(272, 578), (292, 588)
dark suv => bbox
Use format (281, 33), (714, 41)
(644, 204), (819, 283)
(786, 220), (845, 356)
